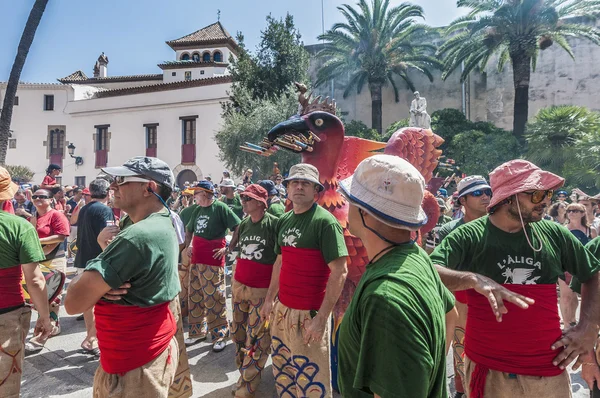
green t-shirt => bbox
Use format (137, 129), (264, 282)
(220, 194), (244, 220)
(0, 211), (45, 269)
(86, 211), (180, 307)
(186, 200), (241, 240)
(338, 245), (454, 398)
(237, 212), (279, 265)
(267, 201), (286, 218)
(430, 216), (600, 285)
(179, 204), (197, 227)
(275, 203), (348, 264)
(438, 218), (465, 242)
(571, 237), (600, 293)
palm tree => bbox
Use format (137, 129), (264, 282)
(0, 0), (49, 164)
(315, 0), (442, 134)
(438, 0), (600, 141)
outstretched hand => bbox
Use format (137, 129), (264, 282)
(473, 274), (535, 322)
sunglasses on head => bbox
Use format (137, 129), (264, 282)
(470, 189), (492, 198)
(522, 190), (554, 204)
(32, 195), (49, 199)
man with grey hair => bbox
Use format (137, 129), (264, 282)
(74, 178), (115, 355)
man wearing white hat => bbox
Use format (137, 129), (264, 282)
(437, 175), (491, 398)
(336, 154), (457, 397)
(260, 163), (348, 398)
(220, 178), (244, 220)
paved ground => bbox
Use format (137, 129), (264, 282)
(20, 266), (592, 398)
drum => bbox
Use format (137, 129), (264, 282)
(21, 262), (66, 304)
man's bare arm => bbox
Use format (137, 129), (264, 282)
(22, 263), (49, 318)
(260, 255), (282, 320)
(445, 306), (459, 354)
(64, 270), (112, 314)
(317, 256), (348, 319)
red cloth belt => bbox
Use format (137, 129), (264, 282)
(192, 236), (226, 267)
(0, 266), (24, 309)
(94, 300), (176, 375)
(466, 284), (563, 398)
(279, 246), (330, 311)
(235, 258), (272, 288)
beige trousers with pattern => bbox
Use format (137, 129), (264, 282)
(270, 300), (331, 398)
(0, 306), (31, 398)
(231, 280), (271, 397)
(168, 297), (192, 398)
(188, 263), (228, 341)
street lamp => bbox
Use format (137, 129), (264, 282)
(67, 143), (83, 166)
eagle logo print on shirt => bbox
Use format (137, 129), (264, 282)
(497, 255), (542, 284)
(240, 243), (264, 260)
(195, 216), (209, 234)
(282, 227), (302, 247)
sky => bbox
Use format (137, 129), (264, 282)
(0, 0), (468, 83)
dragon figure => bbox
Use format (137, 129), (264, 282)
(245, 82), (444, 388)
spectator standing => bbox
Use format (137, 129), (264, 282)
(12, 189), (35, 219)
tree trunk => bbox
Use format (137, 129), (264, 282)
(511, 53), (531, 143)
(0, 0), (49, 165)
(369, 83), (383, 134)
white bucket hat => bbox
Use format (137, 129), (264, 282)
(456, 175), (491, 198)
(339, 154), (428, 231)
(220, 178), (235, 188)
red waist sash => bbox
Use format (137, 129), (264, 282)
(235, 258), (272, 288)
(466, 284), (563, 398)
(279, 246), (330, 310)
(454, 290), (468, 304)
(0, 266), (24, 309)
(192, 236), (226, 267)
(94, 300), (176, 375)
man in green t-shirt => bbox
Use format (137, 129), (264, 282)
(336, 155), (456, 398)
(184, 180), (241, 352)
(219, 178), (244, 220)
(230, 184), (278, 397)
(64, 156), (182, 397)
(437, 175), (491, 398)
(0, 166), (52, 398)
(260, 163), (348, 398)
(431, 159), (600, 398)
(259, 179), (286, 218)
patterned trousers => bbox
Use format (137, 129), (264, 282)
(168, 297), (193, 398)
(271, 300), (331, 398)
(231, 280), (271, 397)
(0, 306), (31, 398)
(453, 301), (468, 393)
(178, 250), (191, 318)
(188, 263), (228, 341)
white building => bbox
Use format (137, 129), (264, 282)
(0, 22), (237, 188)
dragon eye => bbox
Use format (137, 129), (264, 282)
(315, 118), (324, 127)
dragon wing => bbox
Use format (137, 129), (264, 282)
(336, 137), (386, 181)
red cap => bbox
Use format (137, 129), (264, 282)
(82, 188), (91, 195)
(240, 184), (268, 208)
(488, 159), (564, 210)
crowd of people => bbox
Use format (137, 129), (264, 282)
(2, 155), (600, 398)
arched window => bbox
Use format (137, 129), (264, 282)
(181, 53), (190, 61)
(202, 52), (211, 62)
(192, 52), (200, 62)
(213, 51), (223, 62)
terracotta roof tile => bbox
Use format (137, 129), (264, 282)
(166, 22), (238, 50)
(58, 73), (163, 84)
(95, 75), (232, 98)
(60, 70), (88, 81)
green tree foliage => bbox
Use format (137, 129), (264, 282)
(316, 0), (442, 134)
(227, 14), (310, 113)
(215, 88), (300, 178)
(438, 0), (600, 141)
(344, 120), (381, 141)
(4, 164), (34, 184)
(384, 118), (410, 140)
(566, 130), (600, 191)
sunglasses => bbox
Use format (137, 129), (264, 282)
(567, 209), (584, 213)
(113, 176), (150, 185)
(522, 190), (554, 204)
(470, 189), (492, 197)
(240, 196), (254, 203)
(32, 195), (49, 199)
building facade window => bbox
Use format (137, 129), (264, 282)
(184, 71), (192, 81)
(13, 96), (19, 106)
(202, 52), (211, 62)
(74, 176), (86, 187)
(8, 139), (16, 149)
(180, 116), (197, 164)
(44, 95), (54, 111)
(200, 70), (205, 75)
(181, 53), (190, 61)
(145, 124), (158, 157)
(192, 52), (200, 62)
(95, 125), (110, 168)
(172, 72), (176, 76)
(49, 128), (65, 168)
(213, 51), (223, 62)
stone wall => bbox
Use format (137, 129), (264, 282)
(306, 18), (600, 132)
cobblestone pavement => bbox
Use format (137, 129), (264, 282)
(19, 266), (590, 398)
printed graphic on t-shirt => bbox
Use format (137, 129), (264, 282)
(281, 227), (302, 247)
(497, 255), (542, 284)
(195, 216), (209, 234)
(239, 235), (267, 261)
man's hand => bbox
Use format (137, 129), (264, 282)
(303, 315), (327, 345)
(473, 274), (535, 322)
(15, 208), (27, 216)
(260, 299), (274, 321)
(187, 246), (193, 258)
(551, 324), (599, 370)
(97, 226), (119, 249)
(34, 316), (53, 340)
(580, 351), (600, 389)
(102, 283), (131, 301)
(213, 247), (227, 259)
